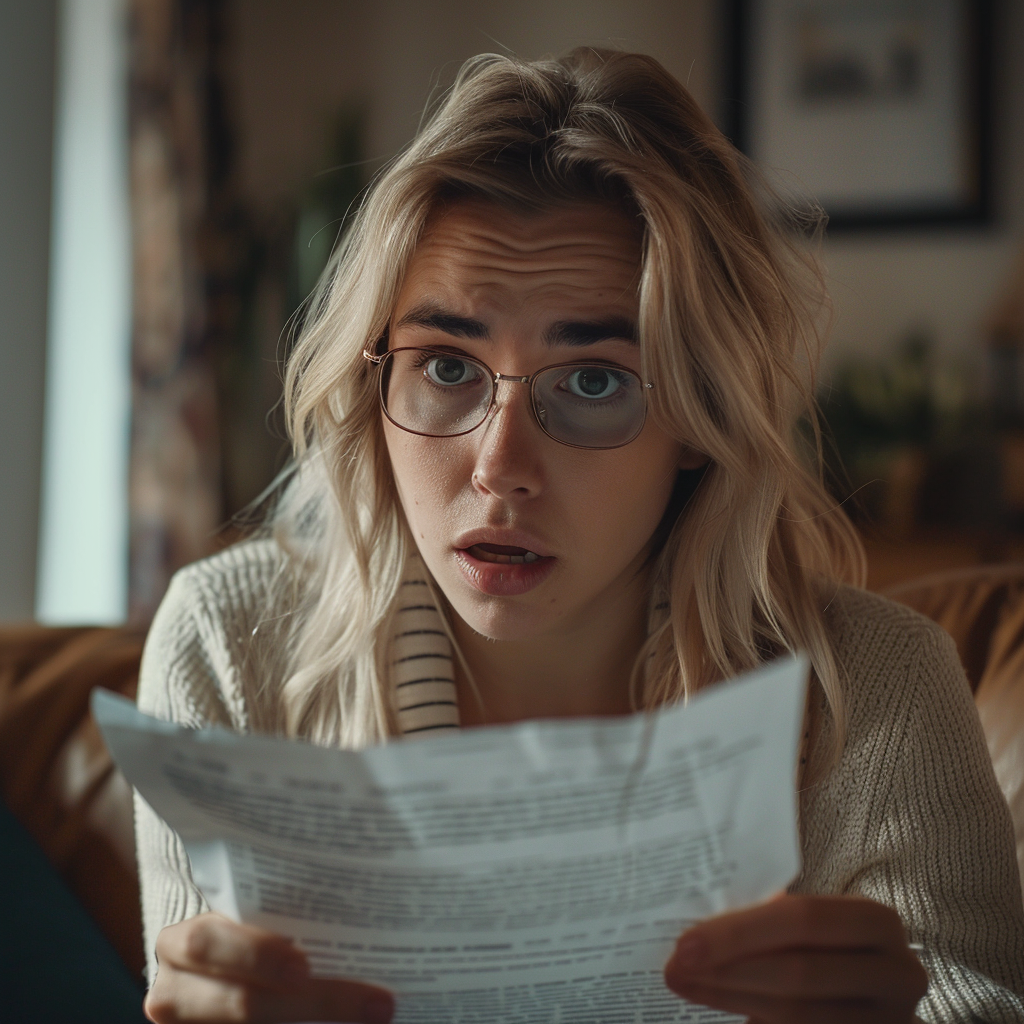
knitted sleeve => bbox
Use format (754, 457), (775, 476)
(802, 590), (1024, 1022)
(132, 548), (265, 985)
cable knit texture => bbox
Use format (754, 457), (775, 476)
(134, 541), (1024, 1019)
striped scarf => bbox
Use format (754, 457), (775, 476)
(390, 556), (461, 735)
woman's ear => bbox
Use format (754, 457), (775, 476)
(678, 447), (710, 472)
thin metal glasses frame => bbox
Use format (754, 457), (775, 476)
(362, 345), (654, 451)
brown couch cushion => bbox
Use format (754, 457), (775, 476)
(0, 626), (146, 981)
(887, 564), (1024, 899)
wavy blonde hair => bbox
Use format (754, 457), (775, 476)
(267, 48), (865, 765)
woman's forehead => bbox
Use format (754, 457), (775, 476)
(395, 198), (643, 319)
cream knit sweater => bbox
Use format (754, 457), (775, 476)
(134, 540), (1024, 1020)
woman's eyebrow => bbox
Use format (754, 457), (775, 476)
(395, 303), (636, 346)
(395, 303), (489, 338)
(545, 316), (637, 346)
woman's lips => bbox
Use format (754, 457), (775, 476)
(467, 543), (542, 564)
(455, 543), (556, 596)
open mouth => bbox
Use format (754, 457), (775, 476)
(465, 543), (545, 565)
(455, 540), (556, 596)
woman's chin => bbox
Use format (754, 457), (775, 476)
(444, 590), (563, 644)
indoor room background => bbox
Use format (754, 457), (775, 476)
(3, 0), (1024, 627)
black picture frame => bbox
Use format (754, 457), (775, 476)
(723, 0), (994, 231)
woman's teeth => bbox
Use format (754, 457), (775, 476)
(467, 544), (541, 565)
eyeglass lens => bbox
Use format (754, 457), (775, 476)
(380, 349), (646, 448)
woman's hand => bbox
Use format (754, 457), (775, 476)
(663, 894), (928, 1024)
(145, 913), (395, 1024)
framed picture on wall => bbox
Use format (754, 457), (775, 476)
(724, 0), (993, 229)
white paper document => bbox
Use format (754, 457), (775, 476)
(94, 654), (808, 1023)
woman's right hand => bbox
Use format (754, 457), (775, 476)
(145, 913), (395, 1024)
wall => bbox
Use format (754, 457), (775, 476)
(229, 0), (717, 213)
(0, 0), (57, 621)
(229, 0), (1024, 378)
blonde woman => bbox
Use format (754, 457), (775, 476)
(136, 49), (1024, 1024)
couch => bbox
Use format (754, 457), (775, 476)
(1, 565), (1023, 997)
(0, 625), (147, 1020)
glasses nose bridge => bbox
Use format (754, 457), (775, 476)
(493, 371), (533, 386)
(485, 371), (539, 432)
(490, 371), (534, 409)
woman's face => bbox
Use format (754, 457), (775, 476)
(383, 198), (703, 642)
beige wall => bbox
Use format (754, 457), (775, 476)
(229, 0), (1024, 372)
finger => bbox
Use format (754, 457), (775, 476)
(156, 915), (309, 989)
(667, 895), (908, 974)
(665, 978), (899, 1024)
(146, 965), (248, 1023)
(668, 948), (927, 1002)
(261, 978), (395, 1024)
(145, 965), (394, 1024)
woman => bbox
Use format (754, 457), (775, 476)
(136, 49), (1024, 1023)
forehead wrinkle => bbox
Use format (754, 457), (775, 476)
(403, 256), (638, 303)
(417, 206), (641, 262)
(412, 237), (639, 278)
(409, 243), (641, 302)
(395, 202), (643, 339)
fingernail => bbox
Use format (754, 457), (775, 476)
(363, 994), (395, 1024)
(670, 933), (709, 973)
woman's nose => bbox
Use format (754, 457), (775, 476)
(470, 382), (545, 501)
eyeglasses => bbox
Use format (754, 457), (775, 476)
(363, 346), (653, 450)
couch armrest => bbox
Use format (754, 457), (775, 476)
(0, 625), (146, 980)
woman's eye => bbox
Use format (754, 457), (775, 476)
(425, 357), (477, 386)
(564, 367), (621, 400)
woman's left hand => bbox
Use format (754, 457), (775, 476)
(663, 893), (928, 1023)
